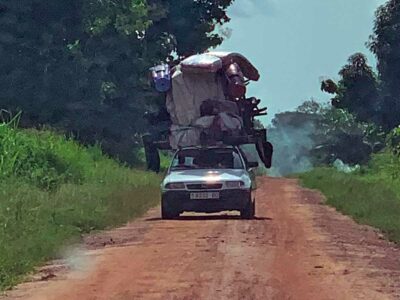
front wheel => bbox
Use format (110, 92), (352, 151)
(161, 200), (179, 220)
(240, 198), (255, 219)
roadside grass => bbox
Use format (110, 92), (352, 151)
(297, 157), (400, 244)
(0, 123), (161, 290)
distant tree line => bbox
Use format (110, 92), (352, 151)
(268, 100), (385, 175)
(0, 0), (234, 163)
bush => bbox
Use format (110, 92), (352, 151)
(0, 123), (161, 290)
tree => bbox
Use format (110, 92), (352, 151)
(147, 0), (233, 57)
(323, 53), (383, 128)
(311, 107), (377, 165)
(0, 0), (234, 163)
(322, 2), (400, 131)
(369, 0), (400, 130)
(296, 99), (324, 115)
(268, 101), (382, 175)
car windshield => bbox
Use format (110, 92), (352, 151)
(170, 148), (244, 171)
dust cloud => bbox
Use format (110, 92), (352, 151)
(267, 120), (316, 177)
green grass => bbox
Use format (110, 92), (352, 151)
(0, 122), (161, 290)
(297, 155), (400, 244)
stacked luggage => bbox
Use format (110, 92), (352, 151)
(145, 52), (273, 172)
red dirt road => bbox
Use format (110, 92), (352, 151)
(3, 177), (400, 299)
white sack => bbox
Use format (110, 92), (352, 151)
(166, 67), (226, 126)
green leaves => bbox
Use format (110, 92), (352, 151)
(328, 53), (381, 127)
(322, 1), (400, 132)
(85, 0), (152, 36)
(0, 125), (162, 291)
(387, 126), (400, 156)
(0, 0), (235, 164)
(0, 124), (82, 190)
(88, 16), (113, 35)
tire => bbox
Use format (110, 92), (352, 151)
(241, 198), (255, 220)
(161, 200), (179, 220)
(256, 140), (273, 169)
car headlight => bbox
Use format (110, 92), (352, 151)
(165, 182), (186, 190)
(225, 181), (245, 188)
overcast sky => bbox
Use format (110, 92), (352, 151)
(218, 0), (387, 124)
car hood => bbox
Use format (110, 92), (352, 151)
(164, 169), (250, 184)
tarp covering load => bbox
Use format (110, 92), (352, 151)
(166, 68), (226, 126)
(145, 51), (273, 172)
(167, 52), (259, 149)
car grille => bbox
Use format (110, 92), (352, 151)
(186, 183), (223, 190)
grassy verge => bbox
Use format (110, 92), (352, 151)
(0, 123), (161, 290)
(297, 156), (400, 244)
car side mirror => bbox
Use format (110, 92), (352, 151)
(247, 161), (259, 169)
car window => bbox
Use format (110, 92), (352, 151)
(170, 148), (244, 170)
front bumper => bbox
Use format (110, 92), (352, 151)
(162, 189), (251, 213)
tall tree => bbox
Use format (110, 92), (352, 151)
(324, 53), (382, 128)
(369, 0), (400, 129)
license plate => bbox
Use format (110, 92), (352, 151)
(190, 192), (220, 200)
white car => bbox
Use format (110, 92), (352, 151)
(161, 146), (258, 219)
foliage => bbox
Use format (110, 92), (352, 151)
(387, 126), (400, 156)
(382, 126), (400, 179)
(311, 106), (385, 165)
(147, 0), (233, 57)
(296, 99), (325, 114)
(369, 0), (400, 130)
(298, 165), (400, 244)
(0, 0), (234, 163)
(329, 54), (383, 128)
(0, 123), (161, 290)
(1, 118), (85, 190)
(268, 100), (383, 175)
(321, 1), (400, 131)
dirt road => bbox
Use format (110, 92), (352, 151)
(3, 177), (400, 299)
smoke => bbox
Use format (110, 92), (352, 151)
(267, 115), (317, 177)
(62, 246), (95, 279)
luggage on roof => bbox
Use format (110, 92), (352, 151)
(180, 52), (260, 81)
(144, 51), (273, 172)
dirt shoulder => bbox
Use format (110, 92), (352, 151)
(2, 177), (400, 299)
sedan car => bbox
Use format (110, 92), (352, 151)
(161, 146), (258, 219)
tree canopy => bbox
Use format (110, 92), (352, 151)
(0, 0), (234, 163)
(368, 0), (400, 130)
(329, 53), (382, 127)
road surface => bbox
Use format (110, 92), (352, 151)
(3, 177), (400, 299)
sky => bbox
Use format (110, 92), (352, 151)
(217, 0), (387, 125)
